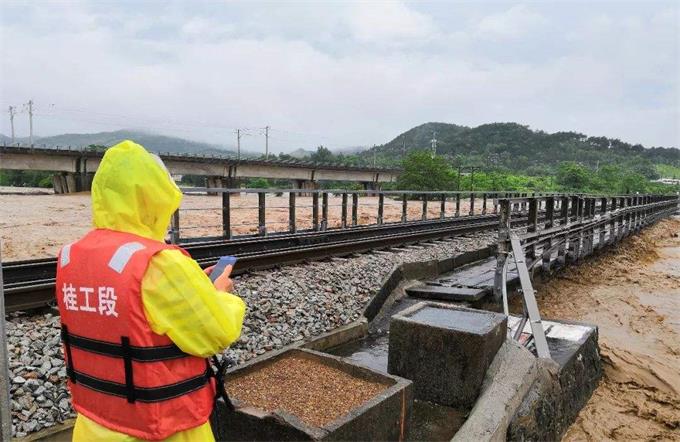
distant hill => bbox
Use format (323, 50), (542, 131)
(362, 122), (680, 178)
(288, 148), (313, 159)
(2, 130), (239, 156)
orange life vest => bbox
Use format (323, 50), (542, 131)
(56, 229), (216, 440)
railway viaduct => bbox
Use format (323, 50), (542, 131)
(0, 144), (399, 193)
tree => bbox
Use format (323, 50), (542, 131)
(395, 152), (455, 191)
(556, 162), (590, 190)
(310, 146), (334, 163)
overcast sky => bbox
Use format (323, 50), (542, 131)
(1, 1), (678, 153)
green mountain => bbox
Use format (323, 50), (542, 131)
(365, 122), (680, 179)
(3, 130), (238, 156)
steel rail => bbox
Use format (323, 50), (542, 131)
(3, 213), (527, 313)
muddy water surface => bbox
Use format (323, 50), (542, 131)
(535, 217), (680, 441)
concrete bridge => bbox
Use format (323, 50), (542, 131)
(0, 145), (399, 193)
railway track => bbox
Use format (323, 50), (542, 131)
(3, 213), (513, 312)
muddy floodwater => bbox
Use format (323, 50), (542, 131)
(534, 217), (680, 441)
(0, 187), (475, 260)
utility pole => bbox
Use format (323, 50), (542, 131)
(235, 129), (241, 160)
(264, 126), (270, 160)
(7, 106), (15, 143)
(27, 100), (33, 146)
(457, 165), (462, 191)
(430, 131), (437, 158)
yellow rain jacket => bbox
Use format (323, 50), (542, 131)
(71, 140), (246, 441)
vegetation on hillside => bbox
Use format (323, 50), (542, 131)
(392, 152), (677, 195)
(2, 123), (678, 194)
(367, 122), (679, 175)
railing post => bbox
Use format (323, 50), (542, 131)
(170, 210), (180, 244)
(493, 198), (511, 301)
(482, 193), (487, 215)
(401, 193), (408, 222)
(341, 193), (348, 228)
(422, 194), (428, 221)
(609, 197), (617, 244)
(289, 192), (297, 233)
(352, 193), (359, 227)
(222, 191), (231, 239)
(258, 192), (267, 236)
(321, 192), (329, 231)
(377, 193), (384, 225)
(527, 198), (538, 260)
(542, 196), (555, 272)
(583, 198), (593, 255)
(617, 197), (625, 241)
(469, 192), (475, 216)
(440, 194), (446, 219)
(558, 196), (569, 266)
(312, 192), (319, 231)
(455, 193), (461, 217)
(570, 195), (579, 221)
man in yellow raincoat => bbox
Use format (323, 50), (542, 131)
(56, 140), (245, 441)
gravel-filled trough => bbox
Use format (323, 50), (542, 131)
(211, 348), (413, 441)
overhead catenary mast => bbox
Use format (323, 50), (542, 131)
(264, 126), (270, 160)
(7, 106), (15, 143)
(235, 129), (242, 160)
(27, 100), (33, 146)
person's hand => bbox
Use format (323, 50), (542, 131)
(211, 264), (235, 293)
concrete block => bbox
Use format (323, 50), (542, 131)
(212, 349), (412, 441)
(387, 302), (507, 408)
(452, 339), (539, 442)
(507, 318), (602, 441)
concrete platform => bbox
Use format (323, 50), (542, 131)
(405, 257), (518, 302)
(211, 348), (413, 441)
(387, 302), (507, 408)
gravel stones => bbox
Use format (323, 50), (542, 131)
(227, 353), (388, 427)
(4, 312), (75, 437)
(6, 232), (494, 437)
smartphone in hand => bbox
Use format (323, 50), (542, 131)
(209, 256), (238, 282)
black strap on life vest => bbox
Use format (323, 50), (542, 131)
(61, 325), (211, 403)
(209, 356), (234, 412)
(61, 328), (188, 362)
(69, 368), (212, 403)
(60, 325), (77, 384)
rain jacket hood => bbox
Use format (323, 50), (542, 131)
(91, 140), (182, 241)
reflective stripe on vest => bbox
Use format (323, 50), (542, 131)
(60, 243), (73, 268)
(108, 242), (146, 273)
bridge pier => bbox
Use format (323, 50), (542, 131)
(206, 176), (239, 196)
(363, 181), (381, 196)
(51, 173), (78, 194)
(294, 179), (318, 197)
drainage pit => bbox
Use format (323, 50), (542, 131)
(211, 348), (412, 441)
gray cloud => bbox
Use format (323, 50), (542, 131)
(0, 1), (677, 152)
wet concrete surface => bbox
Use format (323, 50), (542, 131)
(329, 336), (469, 441)
(330, 333), (389, 373)
(407, 400), (467, 441)
(408, 305), (499, 333)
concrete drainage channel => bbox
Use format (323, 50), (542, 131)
(205, 246), (601, 441)
(28, 246), (596, 441)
